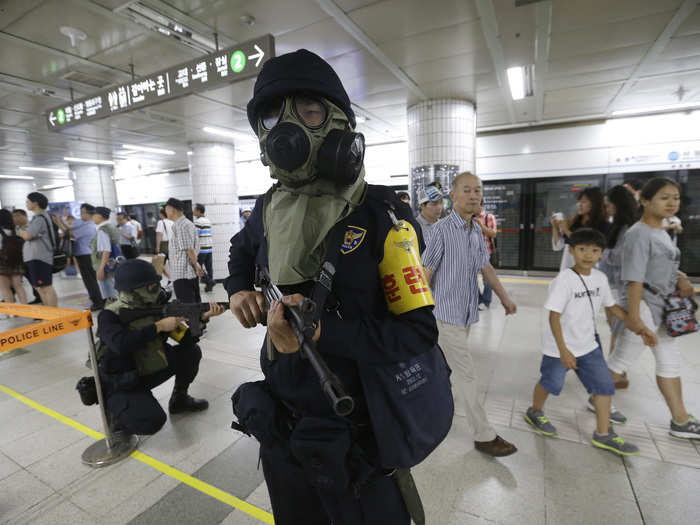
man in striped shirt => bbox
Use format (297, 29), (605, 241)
(193, 203), (215, 292)
(423, 172), (518, 457)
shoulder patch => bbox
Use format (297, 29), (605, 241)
(341, 226), (367, 254)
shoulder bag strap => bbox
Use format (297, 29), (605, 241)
(570, 268), (598, 337)
(310, 221), (348, 324)
(38, 214), (57, 249)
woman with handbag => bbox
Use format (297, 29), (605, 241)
(0, 209), (28, 306)
(607, 178), (699, 439)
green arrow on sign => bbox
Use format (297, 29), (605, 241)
(230, 51), (246, 73)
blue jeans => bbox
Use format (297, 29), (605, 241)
(538, 346), (615, 396)
(479, 280), (492, 306)
(99, 274), (117, 299)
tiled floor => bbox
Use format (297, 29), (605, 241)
(0, 273), (699, 524)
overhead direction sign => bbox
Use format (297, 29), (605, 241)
(46, 34), (274, 131)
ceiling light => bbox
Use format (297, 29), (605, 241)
(64, 157), (115, 165)
(38, 183), (73, 190)
(0, 175), (34, 180)
(187, 151), (193, 156)
(19, 166), (70, 174)
(355, 115), (367, 124)
(202, 126), (253, 140)
(612, 101), (700, 117)
(122, 144), (175, 155)
(506, 65), (534, 100)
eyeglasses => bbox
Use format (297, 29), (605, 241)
(259, 95), (328, 131)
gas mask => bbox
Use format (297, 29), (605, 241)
(257, 94), (365, 188)
(120, 282), (162, 308)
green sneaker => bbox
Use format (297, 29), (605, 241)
(591, 430), (639, 456)
(525, 407), (557, 437)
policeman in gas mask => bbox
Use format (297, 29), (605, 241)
(226, 49), (452, 525)
(97, 259), (223, 437)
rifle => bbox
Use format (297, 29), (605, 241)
(256, 265), (355, 417)
(119, 301), (229, 337)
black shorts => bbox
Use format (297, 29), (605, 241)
(25, 260), (53, 287)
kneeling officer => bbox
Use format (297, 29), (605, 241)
(97, 258), (223, 436)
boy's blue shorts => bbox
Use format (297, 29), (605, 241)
(538, 346), (615, 396)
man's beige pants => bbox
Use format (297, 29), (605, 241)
(437, 320), (497, 443)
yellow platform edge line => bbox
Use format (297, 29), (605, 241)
(0, 383), (274, 524)
(497, 277), (700, 293)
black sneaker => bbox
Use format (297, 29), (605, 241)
(29, 297), (42, 305)
(168, 394), (209, 414)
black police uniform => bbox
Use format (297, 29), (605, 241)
(97, 311), (203, 435)
(226, 185), (438, 525)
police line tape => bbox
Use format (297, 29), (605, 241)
(0, 303), (92, 354)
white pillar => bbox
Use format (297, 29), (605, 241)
(0, 180), (36, 210)
(188, 142), (239, 281)
(407, 99), (476, 208)
(71, 164), (118, 211)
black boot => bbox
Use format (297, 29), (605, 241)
(168, 383), (208, 414)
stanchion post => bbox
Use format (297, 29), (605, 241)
(86, 326), (114, 448)
(81, 323), (138, 467)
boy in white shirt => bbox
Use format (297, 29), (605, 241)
(524, 228), (657, 456)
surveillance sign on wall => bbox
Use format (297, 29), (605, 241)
(46, 34), (274, 131)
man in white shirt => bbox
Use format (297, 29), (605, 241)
(129, 214), (143, 248)
(193, 203), (215, 292)
(117, 212), (138, 259)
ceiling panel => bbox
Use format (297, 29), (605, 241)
(188, 0), (328, 41)
(343, 72), (405, 102)
(544, 84), (623, 105)
(658, 34), (700, 61)
(348, 0), (480, 44)
(628, 72), (700, 97)
(4, 0), (146, 58)
(675, 5), (700, 36)
(545, 66), (634, 91)
(274, 17), (361, 59)
(0, 38), (87, 83)
(549, 14), (669, 61)
(543, 96), (610, 119)
(403, 51), (493, 85)
(327, 49), (388, 83)
(379, 20), (488, 69)
(0, 0), (46, 31)
(353, 87), (408, 110)
(551, 0), (682, 33)
(641, 54), (700, 76)
(548, 44), (649, 78)
(87, 32), (201, 76)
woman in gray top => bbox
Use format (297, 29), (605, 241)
(598, 186), (639, 361)
(607, 178), (699, 439)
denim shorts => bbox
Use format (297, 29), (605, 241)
(538, 346), (615, 396)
